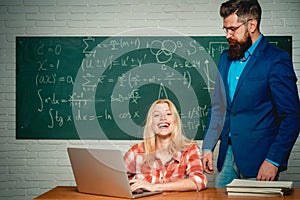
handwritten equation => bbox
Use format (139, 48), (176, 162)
(15, 36), (226, 139)
(23, 35), (292, 139)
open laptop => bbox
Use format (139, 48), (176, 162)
(67, 147), (162, 199)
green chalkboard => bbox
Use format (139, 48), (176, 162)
(16, 36), (292, 140)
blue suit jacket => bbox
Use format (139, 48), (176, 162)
(203, 35), (300, 177)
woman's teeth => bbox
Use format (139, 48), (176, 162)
(158, 123), (169, 128)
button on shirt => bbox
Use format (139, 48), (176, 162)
(123, 142), (208, 191)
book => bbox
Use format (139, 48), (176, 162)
(227, 187), (286, 196)
(226, 179), (293, 197)
(226, 179), (293, 188)
(227, 192), (284, 197)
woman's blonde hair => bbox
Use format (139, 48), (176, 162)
(143, 99), (192, 166)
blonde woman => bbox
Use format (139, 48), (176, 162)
(123, 99), (207, 192)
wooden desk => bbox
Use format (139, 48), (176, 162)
(35, 186), (300, 200)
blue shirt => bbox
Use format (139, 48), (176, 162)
(226, 34), (279, 167)
(227, 34), (262, 101)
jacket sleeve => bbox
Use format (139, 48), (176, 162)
(266, 50), (300, 169)
(202, 52), (228, 151)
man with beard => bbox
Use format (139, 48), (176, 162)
(201, 0), (300, 188)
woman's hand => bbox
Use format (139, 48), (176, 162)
(129, 179), (158, 192)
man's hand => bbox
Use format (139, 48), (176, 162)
(202, 151), (214, 174)
(256, 160), (279, 181)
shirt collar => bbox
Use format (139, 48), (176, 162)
(248, 33), (262, 55)
(240, 34), (262, 62)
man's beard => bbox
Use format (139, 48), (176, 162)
(227, 32), (252, 60)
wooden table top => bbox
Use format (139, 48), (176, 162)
(34, 186), (300, 200)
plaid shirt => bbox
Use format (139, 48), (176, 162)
(123, 142), (207, 191)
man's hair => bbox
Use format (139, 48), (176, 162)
(220, 0), (262, 29)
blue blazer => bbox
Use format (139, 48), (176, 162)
(203, 35), (300, 177)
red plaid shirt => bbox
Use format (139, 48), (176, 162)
(123, 142), (207, 191)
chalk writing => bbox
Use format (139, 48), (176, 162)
(16, 36), (291, 139)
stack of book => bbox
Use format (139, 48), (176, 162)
(226, 179), (293, 197)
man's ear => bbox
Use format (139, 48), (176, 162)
(248, 19), (258, 33)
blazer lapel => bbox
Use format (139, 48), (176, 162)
(231, 37), (266, 102)
(232, 55), (258, 101)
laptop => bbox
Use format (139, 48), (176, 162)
(67, 147), (163, 199)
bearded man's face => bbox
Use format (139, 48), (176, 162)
(227, 31), (252, 60)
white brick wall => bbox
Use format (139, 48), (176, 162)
(0, 0), (299, 199)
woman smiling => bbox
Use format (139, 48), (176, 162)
(123, 99), (207, 192)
